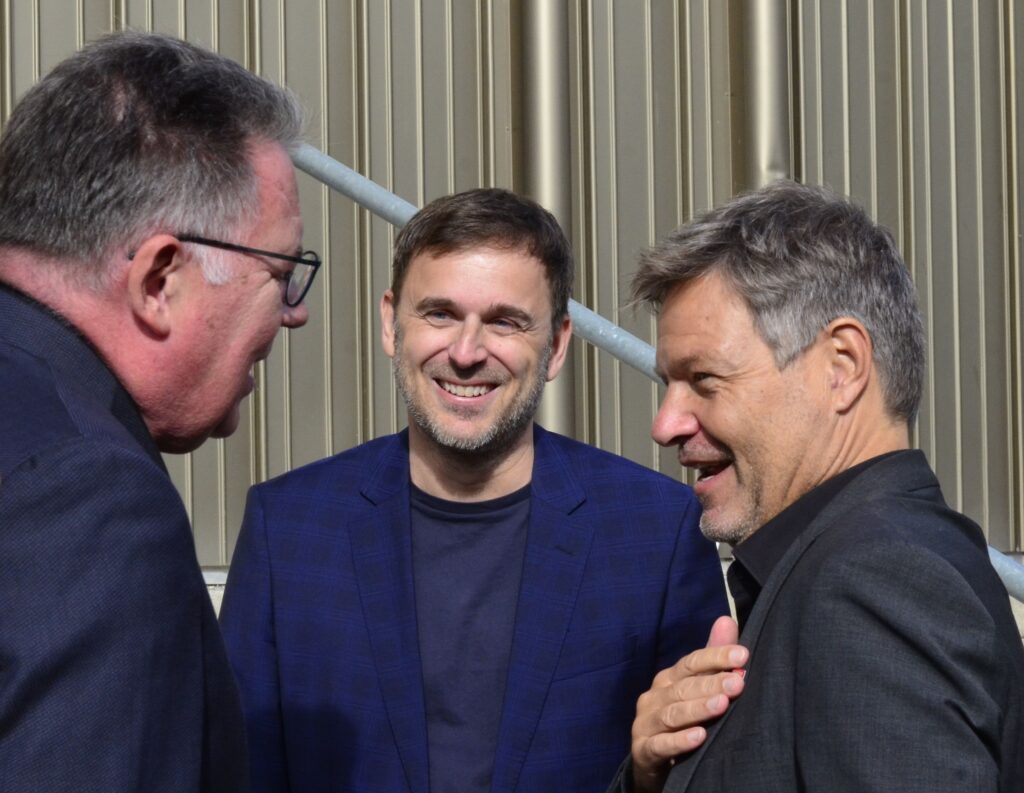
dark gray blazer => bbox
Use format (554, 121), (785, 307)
(615, 450), (1024, 793)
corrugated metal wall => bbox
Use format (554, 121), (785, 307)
(1, 0), (1020, 562)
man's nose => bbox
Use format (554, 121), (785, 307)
(651, 386), (701, 447)
(448, 318), (487, 368)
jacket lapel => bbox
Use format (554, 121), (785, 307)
(349, 432), (429, 793)
(491, 427), (595, 793)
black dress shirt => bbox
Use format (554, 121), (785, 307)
(727, 452), (902, 628)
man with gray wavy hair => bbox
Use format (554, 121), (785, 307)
(0, 31), (316, 790)
(611, 181), (1024, 792)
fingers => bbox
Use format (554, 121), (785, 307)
(629, 618), (749, 792)
(705, 615), (739, 648)
(634, 671), (744, 738)
(630, 693), (733, 793)
(651, 642), (748, 688)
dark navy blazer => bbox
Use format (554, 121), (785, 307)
(220, 426), (727, 793)
(0, 285), (247, 791)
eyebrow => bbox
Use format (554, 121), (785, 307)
(657, 353), (717, 380)
(413, 297), (536, 325)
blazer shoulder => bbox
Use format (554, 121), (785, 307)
(0, 339), (83, 475)
(254, 431), (406, 499)
(808, 491), (1013, 629)
(536, 428), (696, 516)
(540, 428), (692, 489)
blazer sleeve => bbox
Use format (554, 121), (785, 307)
(0, 438), (214, 792)
(655, 494), (729, 672)
(220, 486), (290, 792)
(794, 539), (1006, 792)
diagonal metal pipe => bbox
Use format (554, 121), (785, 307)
(291, 142), (1024, 605)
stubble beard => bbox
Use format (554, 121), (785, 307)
(391, 322), (551, 462)
(696, 470), (762, 547)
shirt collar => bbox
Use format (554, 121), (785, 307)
(727, 451), (903, 627)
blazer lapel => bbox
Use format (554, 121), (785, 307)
(349, 433), (429, 793)
(491, 427), (595, 793)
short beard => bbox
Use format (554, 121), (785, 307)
(392, 322), (550, 461)
(696, 480), (762, 547)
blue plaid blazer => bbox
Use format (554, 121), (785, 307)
(220, 425), (726, 793)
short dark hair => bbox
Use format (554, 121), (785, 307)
(633, 180), (925, 423)
(0, 31), (303, 284)
(390, 188), (574, 332)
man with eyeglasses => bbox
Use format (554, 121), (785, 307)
(0, 32), (315, 791)
(219, 188), (728, 793)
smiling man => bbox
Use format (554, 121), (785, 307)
(0, 32), (312, 792)
(608, 181), (1024, 793)
(219, 188), (727, 793)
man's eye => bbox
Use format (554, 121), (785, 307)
(490, 318), (520, 333)
(691, 372), (717, 393)
(423, 310), (453, 323)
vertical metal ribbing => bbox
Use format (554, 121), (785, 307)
(522, 0), (575, 437)
(317, 0), (332, 454)
(1007, 0), (1024, 548)
(969, 0), (989, 531)
(583, 0), (601, 448)
(1, 1), (10, 122)
(741, 0), (792, 189)
(943, 0), (963, 510)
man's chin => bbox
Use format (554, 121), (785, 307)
(211, 403), (242, 439)
(698, 509), (754, 546)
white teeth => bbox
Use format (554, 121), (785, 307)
(441, 381), (492, 398)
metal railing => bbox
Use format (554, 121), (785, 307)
(292, 143), (1024, 605)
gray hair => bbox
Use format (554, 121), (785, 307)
(0, 31), (303, 287)
(633, 181), (925, 423)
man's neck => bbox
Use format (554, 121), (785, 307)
(408, 424), (535, 502)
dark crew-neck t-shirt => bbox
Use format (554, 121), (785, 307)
(410, 482), (531, 793)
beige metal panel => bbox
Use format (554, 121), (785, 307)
(323, 1), (363, 456)
(796, 0), (1015, 548)
(796, 0), (902, 219)
(523, 0), (575, 437)
(6, 1), (43, 102)
(1011, 0), (1024, 549)
(574, 0), (738, 474)
(905, 0), (1012, 547)
(742, 0), (792, 187)
(258, 0), (334, 478)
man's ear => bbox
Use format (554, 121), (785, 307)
(545, 314), (573, 381)
(380, 290), (397, 358)
(126, 235), (186, 338)
(825, 317), (873, 413)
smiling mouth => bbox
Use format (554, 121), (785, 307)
(688, 460), (731, 481)
(439, 380), (494, 398)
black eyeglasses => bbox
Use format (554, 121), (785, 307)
(178, 235), (321, 307)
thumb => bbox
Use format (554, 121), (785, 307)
(706, 615), (739, 648)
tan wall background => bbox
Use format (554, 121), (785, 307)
(2, 0), (1021, 565)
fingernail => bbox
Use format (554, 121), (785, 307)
(707, 694), (726, 711)
(728, 647), (747, 666)
(686, 727), (705, 745)
(722, 675), (742, 695)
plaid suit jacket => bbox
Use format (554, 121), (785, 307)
(220, 425), (727, 793)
